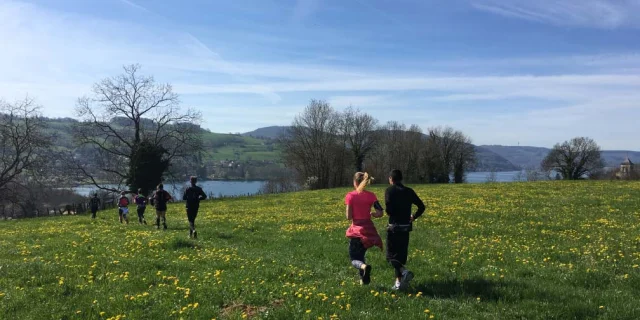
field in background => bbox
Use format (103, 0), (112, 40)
(1, 181), (640, 319)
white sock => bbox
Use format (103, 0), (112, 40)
(395, 279), (401, 286)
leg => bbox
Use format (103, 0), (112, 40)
(387, 231), (412, 288)
(349, 238), (371, 284)
(160, 211), (167, 229)
(187, 209), (198, 238)
(118, 209), (123, 223)
(155, 210), (161, 229)
(387, 231), (409, 286)
(141, 207), (147, 224)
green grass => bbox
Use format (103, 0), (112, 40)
(2, 181), (640, 319)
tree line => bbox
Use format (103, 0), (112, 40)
(279, 99), (477, 190)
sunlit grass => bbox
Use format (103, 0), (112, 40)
(1, 181), (640, 319)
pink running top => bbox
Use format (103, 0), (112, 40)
(345, 190), (383, 249)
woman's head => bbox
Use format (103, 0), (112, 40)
(353, 172), (372, 193)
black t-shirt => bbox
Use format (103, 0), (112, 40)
(385, 183), (426, 225)
(183, 185), (207, 209)
(90, 197), (100, 208)
(154, 190), (171, 211)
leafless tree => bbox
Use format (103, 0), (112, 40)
(0, 97), (51, 197)
(341, 107), (378, 172)
(541, 137), (604, 180)
(72, 64), (202, 192)
(367, 122), (423, 182)
(451, 131), (476, 183)
(280, 100), (342, 189)
(422, 126), (476, 183)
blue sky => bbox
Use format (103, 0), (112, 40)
(1, 0), (640, 150)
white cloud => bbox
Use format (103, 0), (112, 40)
(472, 0), (640, 28)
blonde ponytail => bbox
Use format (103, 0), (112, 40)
(355, 172), (372, 193)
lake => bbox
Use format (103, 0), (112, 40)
(74, 171), (527, 198)
(74, 180), (266, 198)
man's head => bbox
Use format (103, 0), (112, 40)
(120, 191), (126, 196)
(389, 169), (403, 185)
(157, 183), (164, 190)
(93, 193), (98, 198)
(190, 176), (197, 185)
(137, 188), (142, 194)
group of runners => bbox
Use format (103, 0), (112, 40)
(87, 169), (424, 290)
(345, 169), (425, 290)
(88, 176), (207, 239)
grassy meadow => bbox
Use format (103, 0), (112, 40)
(1, 181), (640, 319)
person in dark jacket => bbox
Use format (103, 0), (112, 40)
(134, 189), (148, 225)
(182, 176), (207, 239)
(152, 184), (172, 230)
(89, 194), (101, 219)
(385, 169), (426, 290)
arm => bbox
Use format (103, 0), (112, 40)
(385, 188), (393, 216)
(199, 188), (207, 201)
(411, 189), (426, 221)
(182, 189), (188, 201)
(371, 201), (383, 218)
(346, 205), (353, 220)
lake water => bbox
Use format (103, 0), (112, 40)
(74, 171), (526, 198)
(74, 180), (266, 198)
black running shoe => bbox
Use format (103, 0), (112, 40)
(193, 230), (198, 239)
(362, 265), (372, 285)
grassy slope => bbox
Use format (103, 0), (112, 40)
(201, 132), (280, 162)
(1, 182), (640, 319)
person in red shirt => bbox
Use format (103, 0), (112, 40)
(345, 172), (384, 285)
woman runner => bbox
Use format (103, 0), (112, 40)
(134, 189), (148, 225)
(345, 172), (384, 285)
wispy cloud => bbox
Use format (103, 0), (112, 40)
(292, 0), (320, 24)
(471, 0), (640, 28)
(116, 0), (150, 13)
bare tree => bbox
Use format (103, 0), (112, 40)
(0, 97), (51, 196)
(341, 107), (378, 172)
(451, 131), (476, 183)
(280, 100), (342, 189)
(422, 126), (476, 183)
(72, 64), (202, 192)
(541, 137), (605, 180)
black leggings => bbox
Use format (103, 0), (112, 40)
(187, 208), (199, 232)
(137, 207), (146, 222)
(349, 238), (368, 276)
(386, 231), (410, 278)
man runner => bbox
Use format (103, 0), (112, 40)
(152, 184), (172, 230)
(183, 176), (207, 239)
(385, 169), (426, 290)
(89, 193), (100, 219)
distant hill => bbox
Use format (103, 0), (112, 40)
(480, 145), (551, 169)
(474, 146), (520, 171)
(242, 126), (288, 139)
(480, 145), (640, 169)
